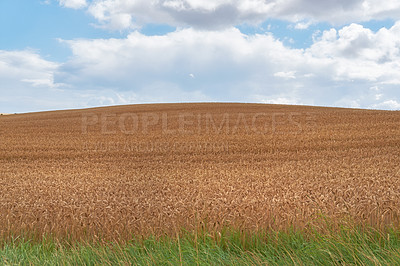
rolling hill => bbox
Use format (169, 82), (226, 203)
(0, 103), (399, 241)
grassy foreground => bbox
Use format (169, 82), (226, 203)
(2, 227), (400, 265)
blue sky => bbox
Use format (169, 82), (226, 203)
(0, 1), (124, 61)
(1, 0), (400, 113)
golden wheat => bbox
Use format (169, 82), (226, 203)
(0, 103), (399, 241)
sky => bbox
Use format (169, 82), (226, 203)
(1, 0), (400, 113)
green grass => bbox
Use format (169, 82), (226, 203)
(2, 227), (400, 265)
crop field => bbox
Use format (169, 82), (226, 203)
(0, 103), (400, 243)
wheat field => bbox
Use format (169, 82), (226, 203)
(0, 103), (399, 242)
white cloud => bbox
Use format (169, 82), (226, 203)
(3, 19), (400, 112)
(274, 71), (297, 79)
(0, 50), (58, 88)
(69, 0), (400, 30)
(22, 78), (57, 88)
(260, 97), (303, 105)
(58, 0), (87, 9)
(50, 22), (400, 110)
(372, 100), (400, 110)
(307, 22), (400, 83)
(0, 50), (67, 112)
(0, 50), (120, 113)
(294, 21), (312, 30)
(56, 28), (303, 101)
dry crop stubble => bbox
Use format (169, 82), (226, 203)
(0, 103), (400, 242)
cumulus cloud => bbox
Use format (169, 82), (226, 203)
(293, 21), (313, 30)
(0, 50), (116, 113)
(86, 0), (272, 30)
(0, 50), (62, 112)
(76, 0), (400, 30)
(56, 28), (304, 101)
(0, 50), (58, 89)
(58, 0), (87, 9)
(274, 71), (297, 79)
(51, 22), (400, 110)
(308, 22), (400, 83)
